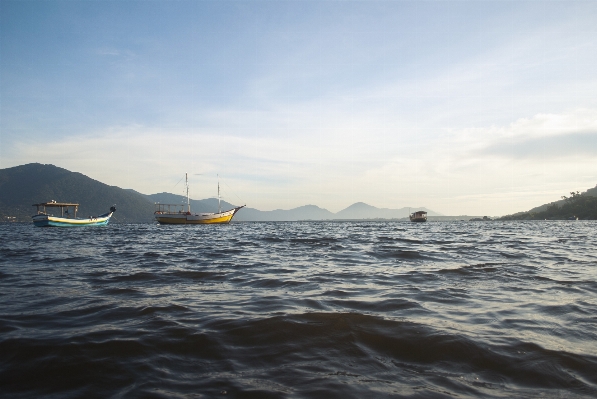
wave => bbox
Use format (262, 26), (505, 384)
(1, 312), (595, 398)
(2, 221), (596, 397)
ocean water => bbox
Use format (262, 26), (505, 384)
(0, 221), (596, 398)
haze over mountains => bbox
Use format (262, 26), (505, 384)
(1, 164), (442, 223)
(5, 163), (596, 223)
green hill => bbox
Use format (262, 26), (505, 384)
(500, 186), (597, 220)
(523, 184), (597, 214)
(0, 163), (155, 223)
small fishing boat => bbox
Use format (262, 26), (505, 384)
(154, 174), (244, 225)
(32, 201), (116, 227)
(409, 210), (427, 222)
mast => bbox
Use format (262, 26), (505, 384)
(218, 174), (221, 213)
(186, 173), (190, 213)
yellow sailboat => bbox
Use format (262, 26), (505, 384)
(154, 174), (244, 225)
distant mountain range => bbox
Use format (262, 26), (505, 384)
(0, 163), (447, 223)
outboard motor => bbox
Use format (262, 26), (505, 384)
(110, 205), (116, 213)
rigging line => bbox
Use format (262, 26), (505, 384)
(170, 175), (187, 205)
(173, 175), (185, 188)
(224, 181), (245, 205)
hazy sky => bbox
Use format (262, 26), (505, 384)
(1, 0), (596, 215)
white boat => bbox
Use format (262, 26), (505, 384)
(154, 174), (244, 225)
(32, 201), (115, 227)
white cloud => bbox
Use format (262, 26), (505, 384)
(96, 48), (121, 56)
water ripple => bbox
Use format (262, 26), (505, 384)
(0, 221), (596, 398)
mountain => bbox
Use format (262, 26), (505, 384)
(235, 205), (336, 221)
(1, 163), (445, 223)
(144, 195), (438, 221)
(334, 202), (441, 219)
(0, 163), (154, 223)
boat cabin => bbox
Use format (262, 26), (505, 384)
(154, 203), (190, 215)
(33, 201), (79, 218)
(409, 210), (428, 222)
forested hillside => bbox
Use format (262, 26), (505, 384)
(500, 189), (597, 220)
(0, 163), (155, 223)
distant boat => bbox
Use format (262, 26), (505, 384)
(154, 174), (244, 225)
(32, 201), (115, 227)
(409, 210), (427, 222)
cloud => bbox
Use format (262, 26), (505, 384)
(482, 131), (597, 160)
(96, 48), (121, 56)
(5, 108), (596, 216)
(5, 124), (386, 202)
(414, 109), (597, 166)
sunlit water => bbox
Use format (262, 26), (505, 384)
(1, 221), (596, 398)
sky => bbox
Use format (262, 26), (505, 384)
(1, 0), (596, 216)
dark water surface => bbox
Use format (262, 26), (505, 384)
(1, 221), (596, 398)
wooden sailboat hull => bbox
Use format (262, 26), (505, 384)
(155, 206), (244, 225)
(32, 212), (113, 227)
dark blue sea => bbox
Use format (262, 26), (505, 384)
(1, 221), (596, 398)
